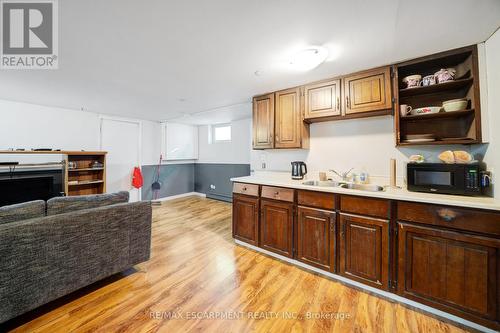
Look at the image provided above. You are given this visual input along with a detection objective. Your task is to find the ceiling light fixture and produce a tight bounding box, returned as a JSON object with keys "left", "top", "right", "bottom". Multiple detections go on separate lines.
{"left": 289, "top": 46, "right": 328, "bottom": 71}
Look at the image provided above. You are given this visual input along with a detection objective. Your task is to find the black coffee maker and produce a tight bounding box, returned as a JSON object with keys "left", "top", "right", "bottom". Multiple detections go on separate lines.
{"left": 291, "top": 161, "right": 307, "bottom": 180}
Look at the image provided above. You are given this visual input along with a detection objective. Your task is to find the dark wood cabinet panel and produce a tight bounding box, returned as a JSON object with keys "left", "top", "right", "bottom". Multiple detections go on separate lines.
{"left": 340, "top": 195, "right": 390, "bottom": 219}
{"left": 304, "top": 79, "right": 342, "bottom": 121}
{"left": 297, "top": 190, "right": 336, "bottom": 210}
{"left": 397, "top": 201, "right": 500, "bottom": 236}
{"left": 233, "top": 182, "right": 259, "bottom": 197}
{"left": 252, "top": 93, "right": 274, "bottom": 149}
{"left": 275, "top": 87, "right": 305, "bottom": 149}
{"left": 339, "top": 213, "right": 389, "bottom": 290}
{"left": 260, "top": 199, "right": 294, "bottom": 257}
{"left": 343, "top": 66, "right": 393, "bottom": 116}
{"left": 261, "top": 186, "right": 294, "bottom": 202}
{"left": 232, "top": 194, "right": 259, "bottom": 246}
{"left": 398, "top": 222, "right": 500, "bottom": 329}
{"left": 296, "top": 207, "right": 336, "bottom": 272}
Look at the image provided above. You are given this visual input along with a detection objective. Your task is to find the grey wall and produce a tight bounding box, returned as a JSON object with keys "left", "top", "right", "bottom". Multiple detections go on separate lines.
{"left": 141, "top": 164, "right": 194, "bottom": 200}
{"left": 195, "top": 163, "right": 250, "bottom": 202}
{"left": 141, "top": 163, "right": 250, "bottom": 202}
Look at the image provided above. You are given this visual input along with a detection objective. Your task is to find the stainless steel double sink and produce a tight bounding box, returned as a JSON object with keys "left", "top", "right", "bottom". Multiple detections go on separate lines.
{"left": 301, "top": 180, "right": 385, "bottom": 192}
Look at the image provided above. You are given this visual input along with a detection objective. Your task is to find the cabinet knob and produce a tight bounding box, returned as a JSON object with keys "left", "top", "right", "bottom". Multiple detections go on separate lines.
{"left": 437, "top": 208, "right": 457, "bottom": 222}
{"left": 274, "top": 191, "right": 280, "bottom": 196}
{"left": 242, "top": 187, "right": 247, "bottom": 191}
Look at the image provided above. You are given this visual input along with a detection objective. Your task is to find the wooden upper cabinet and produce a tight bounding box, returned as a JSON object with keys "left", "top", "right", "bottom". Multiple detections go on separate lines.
{"left": 252, "top": 93, "right": 275, "bottom": 149}
{"left": 304, "top": 79, "right": 341, "bottom": 121}
{"left": 398, "top": 222, "right": 500, "bottom": 328}
{"left": 275, "top": 87, "right": 304, "bottom": 149}
{"left": 343, "top": 66, "right": 393, "bottom": 116}
{"left": 339, "top": 213, "right": 389, "bottom": 290}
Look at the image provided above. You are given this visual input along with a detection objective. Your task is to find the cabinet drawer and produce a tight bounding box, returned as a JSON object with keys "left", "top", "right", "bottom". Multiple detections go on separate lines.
{"left": 233, "top": 183, "right": 259, "bottom": 197}
{"left": 397, "top": 201, "right": 500, "bottom": 236}
{"left": 340, "top": 195, "right": 390, "bottom": 219}
{"left": 298, "top": 190, "right": 336, "bottom": 210}
{"left": 261, "top": 186, "right": 294, "bottom": 202}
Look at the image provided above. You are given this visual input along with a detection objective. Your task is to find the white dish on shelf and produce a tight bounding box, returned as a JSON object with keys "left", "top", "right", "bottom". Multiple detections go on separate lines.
{"left": 404, "top": 138, "right": 436, "bottom": 143}
{"left": 410, "top": 106, "right": 442, "bottom": 115}
{"left": 442, "top": 98, "right": 468, "bottom": 112}
{"left": 405, "top": 134, "right": 435, "bottom": 140}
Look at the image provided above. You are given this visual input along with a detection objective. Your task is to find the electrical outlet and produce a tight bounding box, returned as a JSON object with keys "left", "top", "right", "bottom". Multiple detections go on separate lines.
{"left": 210, "top": 184, "right": 216, "bottom": 190}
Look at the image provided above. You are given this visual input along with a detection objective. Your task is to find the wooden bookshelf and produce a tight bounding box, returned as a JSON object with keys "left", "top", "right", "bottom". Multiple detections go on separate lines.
{"left": 393, "top": 45, "right": 482, "bottom": 146}
{"left": 64, "top": 152, "right": 106, "bottom": 196}
{"left": 0, "top": 150, "right": 107, "bottom": 197}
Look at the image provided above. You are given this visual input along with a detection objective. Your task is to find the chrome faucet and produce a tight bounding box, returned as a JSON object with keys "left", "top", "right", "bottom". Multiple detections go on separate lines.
{"left": 330, "top": 168, "right": 354, "bottom": 182}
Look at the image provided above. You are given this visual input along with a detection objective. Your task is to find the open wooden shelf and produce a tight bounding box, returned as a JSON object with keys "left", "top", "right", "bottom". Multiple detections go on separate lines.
{"left": 65, "top": 153, "right": 106, "bottom": 196}
{"left": 399, "top": 78, "right": 473, "bottom": 97}
{"left": 398, "top": 138, "right": 477, "bottom": 146}
{"left": 394, "top": 45, "right": 481, "bottom": 147}
{"left": 68, "top": 168, "right": 104, "bottom": 172}
{"left": 400, "top": 109, "right": 474, "bottom": 121}
{"left": 68, "top": 180, "right": 104, "bottom": 186}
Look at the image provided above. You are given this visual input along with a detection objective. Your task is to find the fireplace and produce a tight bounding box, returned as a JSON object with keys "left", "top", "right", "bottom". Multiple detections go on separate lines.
{"left": 0, "top": 168, "right": 63, "bottom": 206}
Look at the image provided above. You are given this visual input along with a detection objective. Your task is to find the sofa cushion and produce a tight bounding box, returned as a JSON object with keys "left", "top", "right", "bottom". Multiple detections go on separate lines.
{"left": 0, "top": 200, "right": 46, "bottom": 225}
{"left": 46, "top": 191, "right": 130, "bottom": 216}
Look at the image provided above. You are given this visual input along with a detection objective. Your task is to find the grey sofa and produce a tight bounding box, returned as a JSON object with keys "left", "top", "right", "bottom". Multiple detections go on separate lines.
{"left": 0, "top": 192, "right": 152, "bottom": 323}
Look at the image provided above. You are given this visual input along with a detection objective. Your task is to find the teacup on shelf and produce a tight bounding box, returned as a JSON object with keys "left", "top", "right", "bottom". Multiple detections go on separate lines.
{"left": 434, "top": 68, "right": 456, "bottom": 83}
{"left": 422, "top": 75, "right": 436, "bottom": 86}
{"left": 402, "top": 74, "right": 422, "bottom": 88}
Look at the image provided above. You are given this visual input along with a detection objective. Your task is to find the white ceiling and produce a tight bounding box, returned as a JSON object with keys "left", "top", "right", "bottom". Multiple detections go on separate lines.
{"left": 0, "top": 0, "right": 499, "bottom": 124}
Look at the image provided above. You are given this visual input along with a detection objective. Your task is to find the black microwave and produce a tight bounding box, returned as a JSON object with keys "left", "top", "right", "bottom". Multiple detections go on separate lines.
{"left": 407, "top": 163, "right": 486, "bottom": 196}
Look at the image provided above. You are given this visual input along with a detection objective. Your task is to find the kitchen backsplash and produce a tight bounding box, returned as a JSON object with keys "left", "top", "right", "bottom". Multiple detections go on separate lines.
{"left": 250, "top": 116, "right": 490, "bottom": 179}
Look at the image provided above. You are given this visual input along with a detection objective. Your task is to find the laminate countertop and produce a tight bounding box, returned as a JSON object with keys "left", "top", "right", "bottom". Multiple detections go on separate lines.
{"left": 231, "top": 173, "right": 500, "bottom": 212}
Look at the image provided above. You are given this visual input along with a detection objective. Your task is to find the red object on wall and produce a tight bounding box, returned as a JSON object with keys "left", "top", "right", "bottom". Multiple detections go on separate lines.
{"left": 132, "top": 167, "right": 144, "bottom": 189}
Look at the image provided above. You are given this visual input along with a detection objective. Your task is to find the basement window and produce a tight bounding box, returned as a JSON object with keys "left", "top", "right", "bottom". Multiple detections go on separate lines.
{"left": 212, "top": 124, "right": 231, "bottom": 142}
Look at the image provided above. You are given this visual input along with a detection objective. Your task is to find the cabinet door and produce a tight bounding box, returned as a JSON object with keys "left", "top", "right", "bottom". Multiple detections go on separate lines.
{"left": 275, "top": 87, "right": 302, "bottom": 148}
{"left": 232, "top": 194, "right": 259, "bottom": 246}
{"left": 304, "top": 79, "right": 342, "bottom": 120}
{"left": 252, "top": 93, "right": 275, "bottom": 149}
{"left": 260, "top": 199, "right": 294, "bottom": 257}
{"left": 398, "top": 222, "right": 500, "bottom": 326}
{"left": 343, "top": 66, "right": 392, "bottom": 115}
{"left": 339, "top": 213, "right": 389, "bottom": 290}
{"left": 297, "top": 207, "right": 336, "bottom": 272}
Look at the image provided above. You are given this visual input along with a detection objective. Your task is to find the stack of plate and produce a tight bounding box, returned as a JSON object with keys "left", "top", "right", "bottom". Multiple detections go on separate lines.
{"left": 403, "top": 134, "right": 436, "bottom": 143}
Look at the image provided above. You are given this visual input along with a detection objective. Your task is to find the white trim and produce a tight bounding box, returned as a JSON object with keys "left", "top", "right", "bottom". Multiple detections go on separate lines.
{"left": 152, "top": 192, "right": 206, "bottom": 202}
{"left": 234, "top": 240, "right": 496, "bottom": 333}
{"left": 98, "top": 115, "right": 143, "bottom": 200}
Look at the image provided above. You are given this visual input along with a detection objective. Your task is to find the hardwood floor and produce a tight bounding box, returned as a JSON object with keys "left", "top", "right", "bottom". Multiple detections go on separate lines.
{"left": 5, "top": 196, "right": 472, "bottom": 333}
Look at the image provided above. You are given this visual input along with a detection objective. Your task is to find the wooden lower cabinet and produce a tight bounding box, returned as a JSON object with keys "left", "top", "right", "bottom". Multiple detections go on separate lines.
{"left": 260, "top": 199, "right": 294, "bottom": 258}
{"left": 296, "top": 207, "right": 336, "bottom": 272}
{"left": 232, "top": 186, "right": 500, "bottom": 330}
{"left": 339, "top": 213, "right": 389, "bottom": 290}
{"left": 232, "top": 194, "right": 259, "bottom": 246}
{"left": 397, "top": 222, "right": 500, "bottom": 329}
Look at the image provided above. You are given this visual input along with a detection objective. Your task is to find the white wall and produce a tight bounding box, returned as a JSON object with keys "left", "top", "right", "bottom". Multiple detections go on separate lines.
{"left": 250, "top": 116, "right": 486, "bottom": 180}
{"left": 0, "top": 99, "right": 162, "bottom": 188}
{"left": 484, "top": 28, "right": 500, "bottom": 197}
{"left": 141, "top": 120, "right": 162, "bottom": 166}
{"left": 197, "top": 118, "right": 251, "bottom": 164}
